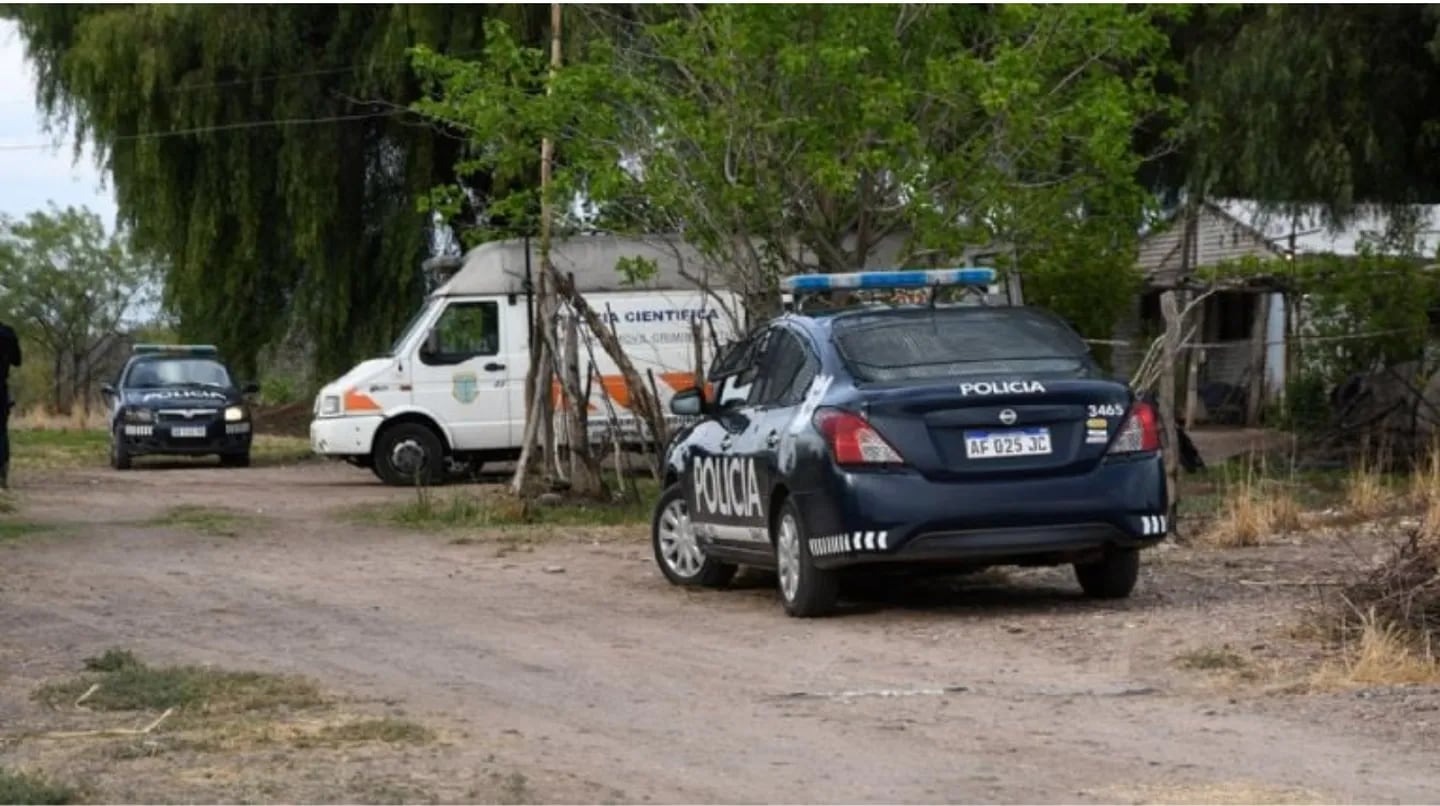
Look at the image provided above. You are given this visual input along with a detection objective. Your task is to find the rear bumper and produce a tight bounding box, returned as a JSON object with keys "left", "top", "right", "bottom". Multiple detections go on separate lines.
{"left": 120, "top": 422, "right": 252, "bottom": 455}
{"left": 793, "top": 453, "right": 1168, "bottom": 570}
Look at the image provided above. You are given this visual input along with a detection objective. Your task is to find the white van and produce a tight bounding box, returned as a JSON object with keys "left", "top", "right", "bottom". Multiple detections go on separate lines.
{"left": 310, "top": 233, "right": 742, "bottom": 485}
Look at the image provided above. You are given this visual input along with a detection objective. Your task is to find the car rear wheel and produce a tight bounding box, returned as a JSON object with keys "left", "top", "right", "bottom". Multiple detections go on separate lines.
{"left": 1074, "top": 547, "right": 1140, "bottom": 599}
{"left": 775, "top": 497, "right": 839, "bottom": 618}
{"left": 110, "top": 428, "right": 132, "bottom": 470}
{"left": 373, "top": 423, "right": 444, "bottom": 486}
{"left": 652, "top": 484, "right": 736, "bottom": 588}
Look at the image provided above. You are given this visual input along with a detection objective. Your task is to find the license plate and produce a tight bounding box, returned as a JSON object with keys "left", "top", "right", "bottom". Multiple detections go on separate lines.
{"left": 964, "top": 428, "right": 1051, "bottom": 459}
{"left": 172, "top": 426, "right": 207, "bottom": 438}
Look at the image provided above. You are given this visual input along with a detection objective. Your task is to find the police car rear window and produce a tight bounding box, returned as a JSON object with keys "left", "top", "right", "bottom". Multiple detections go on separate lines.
{"left": 831, "top": 308, "right": 1092, "bottom": 383}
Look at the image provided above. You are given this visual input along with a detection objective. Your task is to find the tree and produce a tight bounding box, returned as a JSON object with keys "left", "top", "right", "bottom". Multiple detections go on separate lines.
{"left": 0, "top": 205, "right": 159, "bottom": 414}
{"left": 415, "top": 4, "right": 1181, "bottom": 334}
{"left": 3, "top": 4, "right": 551, "bottom": 378}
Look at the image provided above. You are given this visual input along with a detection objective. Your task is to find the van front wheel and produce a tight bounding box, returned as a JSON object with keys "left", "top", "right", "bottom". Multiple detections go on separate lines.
{"left": 373, "top": 423, "right": 444, "bottom": 486}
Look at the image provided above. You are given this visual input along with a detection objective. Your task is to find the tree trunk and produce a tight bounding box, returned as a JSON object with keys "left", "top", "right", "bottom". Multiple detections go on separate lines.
{"left": 561, "top": 305, "right": 603, "bottom": 496}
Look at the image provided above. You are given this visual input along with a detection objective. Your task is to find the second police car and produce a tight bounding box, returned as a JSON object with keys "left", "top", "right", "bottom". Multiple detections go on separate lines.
{"left": 651, "top": 268, "right": 1168, "bottom": 617}
{"left": 102, "top": 344, "right": 258, "bottom": 470}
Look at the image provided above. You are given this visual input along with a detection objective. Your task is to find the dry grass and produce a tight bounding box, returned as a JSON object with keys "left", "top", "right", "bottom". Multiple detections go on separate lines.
{"left": 1344, "top": 454, "right": 1392, "bottom": 521}
{"left": 1200, "top": 462, "right": 1305, "bottom": 548}
{"left": 1110, "top": 781, "right": 1325, "bottom": 805}
{"left": 11, "top": 406, "right": 108, "bottom": 432}
{"left": 1311, "top": 613, "right": 1440, "bottom": 689}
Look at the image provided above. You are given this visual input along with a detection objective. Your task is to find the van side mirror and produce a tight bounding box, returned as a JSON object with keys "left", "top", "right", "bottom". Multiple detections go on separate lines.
{"left": 100, "top": 383, "right": 115, "bottom": 399}
{"left": 423, "top": 328, "right": 441, "bottom": 357}
{"left": 242, "top": 382, "right": 260, "bottom": 396}
{"left": 670, "top": 387, "right": 706, "bottom": 417}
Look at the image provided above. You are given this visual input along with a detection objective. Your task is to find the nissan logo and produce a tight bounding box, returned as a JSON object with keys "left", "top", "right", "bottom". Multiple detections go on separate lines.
{"left": 999, "top": 408, "right": 1017, "bottom": 425}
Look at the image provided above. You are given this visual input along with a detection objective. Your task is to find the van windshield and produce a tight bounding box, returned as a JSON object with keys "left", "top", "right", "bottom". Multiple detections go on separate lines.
{"left": 387, "top": 305, "right": 432, "bottom": 356}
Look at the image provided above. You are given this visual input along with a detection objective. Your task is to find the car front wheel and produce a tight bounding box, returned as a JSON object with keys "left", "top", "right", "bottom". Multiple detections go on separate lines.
{"left": 774, "top": 497, "right": 839, "bottom": 618}
{"left": 652, "top": 484, "right": 736, "bottom": 588}
{"left": 110, "top": 428, "right": 133, "bottom": 470}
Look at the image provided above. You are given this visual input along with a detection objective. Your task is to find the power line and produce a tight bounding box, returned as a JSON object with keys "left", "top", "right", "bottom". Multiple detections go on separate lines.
{"left": 0, "top": 47, "right": 492, "bottom": 109}
{"left": 0, "top": 109, "right": 409, "bottom": 152}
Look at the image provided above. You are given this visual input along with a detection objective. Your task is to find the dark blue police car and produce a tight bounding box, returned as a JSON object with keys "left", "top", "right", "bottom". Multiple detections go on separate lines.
{"left": 651, "top": 268, "right": 1168, "bottom": 617}
{"left": 102, "top": 344, "right": 258, "bottom": 470}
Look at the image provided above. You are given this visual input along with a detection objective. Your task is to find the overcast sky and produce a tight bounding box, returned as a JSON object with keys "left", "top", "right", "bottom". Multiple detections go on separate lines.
{"left": 0, "top": 20, "right": 118, "bottom": 227}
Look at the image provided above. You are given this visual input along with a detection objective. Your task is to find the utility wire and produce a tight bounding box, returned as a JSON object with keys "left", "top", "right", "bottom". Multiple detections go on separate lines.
{"left": 0, "top": 47, "right": 492, "bottom": 108}
{"left": 0, "top": 109, "right": 409, "bottom": 152}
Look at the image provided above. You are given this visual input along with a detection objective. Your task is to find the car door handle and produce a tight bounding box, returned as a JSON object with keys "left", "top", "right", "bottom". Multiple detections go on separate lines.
{"left": 483, "top": 362, "right": 505, "bottom": 372}
{"left": 720, "top": 436, "right": 733, "bottom": 450}
{"left": 766, "top": 431, "right": 779, "bottom": 448}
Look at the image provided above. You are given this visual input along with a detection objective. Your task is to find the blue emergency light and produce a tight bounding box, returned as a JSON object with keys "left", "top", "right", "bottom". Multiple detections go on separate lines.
{"left": 779, "top": 267, "right": 997, "bottom": 293}
{"left": 132, "top": 343, "right": 220, "bottom": 357}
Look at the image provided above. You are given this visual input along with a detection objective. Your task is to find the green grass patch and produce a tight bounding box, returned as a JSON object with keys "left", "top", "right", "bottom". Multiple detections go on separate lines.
{"left": 301, "top": 717, "right": 435, "bottom": 747}
{"left": 0, "top": 768, "right": 78, "bottom": 805}
{"left": 151, "top": 505, "right": 256, "bottom": 537}
{"left": 364, "top": 477, "right": 659, "bottom": 532}
{"left": 10, "top": 428, "right": 107, "bottom": 470}
{"left": 1176, "top": 646, "right": 1251, "bottom": 672}
{"left": 35, "top": 648, "right": 325, "bottom": 717}
{"left": 251, "top": 434, "right": 315, "bottom": 466}
{"left": 0, "top": 520, "right": 51, "bottom": 542}
{"left": 10, "top": 428, "right": 313, "bottom": 472}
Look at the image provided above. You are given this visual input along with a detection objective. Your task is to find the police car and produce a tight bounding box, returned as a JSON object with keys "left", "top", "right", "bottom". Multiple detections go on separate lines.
{"left": 651, "top": 268, "right": 1168, "bottom": 617}
{"left": 101, "top": 344, "right": 258, "bottom": 470}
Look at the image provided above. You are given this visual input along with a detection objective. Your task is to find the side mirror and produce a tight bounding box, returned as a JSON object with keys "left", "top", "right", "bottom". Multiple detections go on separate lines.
{"left": 100, "top": 383, "right": 115, "bottom": 399}
{"left": 669, "top": 387, "right": 706, "bottom": 417}
{"left": 242, "top": 382, "right": 260, "bottom": 396}
{"left": 423, "top": 328, "right": 441, "bottom": 357}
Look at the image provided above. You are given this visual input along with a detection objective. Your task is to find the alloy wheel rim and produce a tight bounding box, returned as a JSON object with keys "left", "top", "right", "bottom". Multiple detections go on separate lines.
{"left": 658, "top": 497, "right": 703, "bottom": 578}
{"left": 777, "top": 514, "right": 801, "bottom": 602}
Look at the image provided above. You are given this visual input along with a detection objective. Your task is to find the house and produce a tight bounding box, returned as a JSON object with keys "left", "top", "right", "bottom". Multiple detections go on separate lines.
{"left": 1119, "top": 198, "right": 1440, "bottom": 425}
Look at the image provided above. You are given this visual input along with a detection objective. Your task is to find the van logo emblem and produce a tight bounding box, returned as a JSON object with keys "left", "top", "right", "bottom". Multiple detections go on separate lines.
{"left": 452, "top": 372, "right": 479, "bottom": 405}
{"left": 999, "top": 409, "right": 1017, "bottom": 425}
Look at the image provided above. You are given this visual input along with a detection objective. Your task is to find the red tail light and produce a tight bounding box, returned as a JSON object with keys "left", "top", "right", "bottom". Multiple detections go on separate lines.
{"left": 1109, "top": 400, "right": 1162, "bottom": 454}
{"left": 813, "top": 408, "right": 906, "bottom": 467}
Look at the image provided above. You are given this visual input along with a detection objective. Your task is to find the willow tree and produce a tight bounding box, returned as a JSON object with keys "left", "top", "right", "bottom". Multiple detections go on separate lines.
{"left": 4, "top": 4, "right": 549, "bottom": 377}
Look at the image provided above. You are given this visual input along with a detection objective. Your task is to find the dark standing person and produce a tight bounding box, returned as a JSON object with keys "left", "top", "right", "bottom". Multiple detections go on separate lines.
{"left": 0, "top": 319, "right": 20, "bottom": 489}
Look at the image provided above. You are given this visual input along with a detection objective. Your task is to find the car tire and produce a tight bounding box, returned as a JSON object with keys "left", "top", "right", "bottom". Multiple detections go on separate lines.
{"left": 651, "top": 483, "right": 736, "bottom": 588}
{"left": 373, "top": 422, "right": 445, "bottom": 486}
{"left": 774, "top": 497, "right": 839, "bottom": 618}
{"left": 1074, "top": 547, "right": 1140, "bottom": 599}
{"left": 110, "top": 428, "right": 133, "bottom": 470}
{"left": 220, "top": 452, "right": 251, "bottom": 468}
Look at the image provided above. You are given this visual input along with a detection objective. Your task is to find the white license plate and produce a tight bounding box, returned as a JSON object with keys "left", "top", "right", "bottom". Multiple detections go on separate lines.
{"left": 172, "top": 426, "right": 207, "bottom": 438}
{"left": 964, "top": 428, "right": 1052, "bottom": 459}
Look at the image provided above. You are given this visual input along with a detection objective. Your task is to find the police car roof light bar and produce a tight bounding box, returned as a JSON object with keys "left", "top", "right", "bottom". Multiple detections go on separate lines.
{"left": 778, "top": 267, "right": 997, "bottom": 294}
{"left": 132, "top": 343, "right": 220, "bottom": 357}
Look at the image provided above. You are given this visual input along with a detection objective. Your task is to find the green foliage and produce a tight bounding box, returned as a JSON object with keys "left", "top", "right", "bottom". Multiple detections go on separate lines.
{"left": 0, "top": 768, "right": 77, "bottom": 805}
{"left": 1209, "top": 248, "right": 1440, "bottom": 385}
{"left": 1274, "top": 371, "right": 1331, "bottom": 433}
{"left": 36, "top": 649, "right": 325, "bottom": 715}
{"left": 1185, "top": 6, "right": 1440, "bottom": 215}
{"left": 4, "top": 5, "right": 549, "bottom": 377}
{"left": 413, "top": 5, "right": 1180, "bottom": 330}
{"left": 0, "top": 204, "right": 158, "bottom": 412}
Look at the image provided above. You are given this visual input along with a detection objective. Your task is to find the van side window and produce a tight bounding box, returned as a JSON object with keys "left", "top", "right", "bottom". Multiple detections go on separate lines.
{"left": 422, "top": 301, "right": 499, "bottom": 365}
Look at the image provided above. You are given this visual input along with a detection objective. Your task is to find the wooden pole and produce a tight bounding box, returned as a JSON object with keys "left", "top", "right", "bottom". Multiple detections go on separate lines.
{"left": 1245, "top": 292, "right": 1270, "bottom": 427}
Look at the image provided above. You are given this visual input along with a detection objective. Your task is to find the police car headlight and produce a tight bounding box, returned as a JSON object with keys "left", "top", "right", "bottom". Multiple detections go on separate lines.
{"left": 320, "top": 395, "right": 341, "bottom": 417}
{"left": 224, "top": 406, "right": 246, "bottom": 423}
{"left": 123, "top": 408, "right": 154, "bottom": 424}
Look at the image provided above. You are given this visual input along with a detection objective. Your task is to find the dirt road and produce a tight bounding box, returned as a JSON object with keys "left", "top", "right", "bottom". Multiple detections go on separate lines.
{"left": 4, "top": 460, "right": 1440, "bottom": 803}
